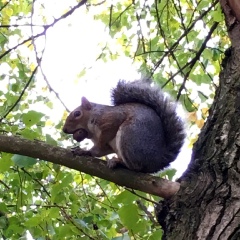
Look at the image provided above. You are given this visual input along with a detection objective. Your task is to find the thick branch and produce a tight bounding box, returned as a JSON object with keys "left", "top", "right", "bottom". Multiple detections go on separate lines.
{"left": 0, "top": 135, "right": 180, "bottom": 198}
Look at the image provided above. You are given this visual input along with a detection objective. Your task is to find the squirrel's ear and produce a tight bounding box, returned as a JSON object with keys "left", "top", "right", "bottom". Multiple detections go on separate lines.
{"left": 81, "top": 97, "right": 92, "bottom": 110}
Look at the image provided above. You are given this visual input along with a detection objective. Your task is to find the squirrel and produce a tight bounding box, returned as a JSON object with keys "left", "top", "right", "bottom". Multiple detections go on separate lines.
{"left": 63, "top": 80, "right": 186, "bottom": 173}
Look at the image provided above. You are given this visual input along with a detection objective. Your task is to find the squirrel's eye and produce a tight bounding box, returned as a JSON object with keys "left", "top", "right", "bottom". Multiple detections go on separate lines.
{"left": 73, "top": 111, "right": 81, "bottom": 118}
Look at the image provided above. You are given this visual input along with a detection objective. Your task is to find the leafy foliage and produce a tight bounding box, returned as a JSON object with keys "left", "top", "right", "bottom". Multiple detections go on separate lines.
{"left": 0, "top": 0, "right": 229, "bottom": 239}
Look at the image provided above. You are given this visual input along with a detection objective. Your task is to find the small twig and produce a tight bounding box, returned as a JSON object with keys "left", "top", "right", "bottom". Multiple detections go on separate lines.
{"left": 21, "top": 168, "right": 51, "bottom": 198}
{"left": 0, "top": 24, "right": 46, "bottom": 28}
{"left": 136, "top": 200, "right": 158, "bottom": 225}
{"left": 30, "top": 1, "right": 70, "bottom": 112}
{"left": 95, "top": 178, "right": 113, "bottom": 207}
{"left": 176, "top": 21, "right": 219, "bottom": 100}
{"left": 125, "top": 188, "right": 159, "bottom": 205}
{"left": 0, "top": 180, "right": 10, "bottom": 189}
{"left": 60, "top": 207, "right": 96, "bottom": 239}
{"left": 0, "top": 1, "right": 10, "bottom": 12}
{"left": 79, "top": 172, "right": 91, "bottom": 213}
{"left": 109, "top": 4, "right": 133, "bottom": 28}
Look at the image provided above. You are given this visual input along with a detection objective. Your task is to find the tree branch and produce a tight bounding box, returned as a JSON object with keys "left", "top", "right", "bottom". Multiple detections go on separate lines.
{"left": 0, "top": 134, "right": 180, "bottom": 199}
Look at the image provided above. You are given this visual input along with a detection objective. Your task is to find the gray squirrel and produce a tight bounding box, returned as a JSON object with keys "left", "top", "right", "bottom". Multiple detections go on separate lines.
{"left": 63, "top": 80, "right": 186, "bottom": 173}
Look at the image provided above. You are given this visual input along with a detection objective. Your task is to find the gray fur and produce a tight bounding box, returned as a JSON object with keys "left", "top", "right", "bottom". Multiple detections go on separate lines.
{"left": 111, "top": 80, "right": 186, "bottom": 173}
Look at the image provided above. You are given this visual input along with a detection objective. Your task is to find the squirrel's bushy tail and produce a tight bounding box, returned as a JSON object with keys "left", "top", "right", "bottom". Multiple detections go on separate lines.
{"left": 111, "top": 80, "right": 186, "bottom": 167}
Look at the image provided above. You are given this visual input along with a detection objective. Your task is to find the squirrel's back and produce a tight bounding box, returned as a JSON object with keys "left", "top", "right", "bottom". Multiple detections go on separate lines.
{"left": 112, "top": 80, "right": 186, "bottom": 170}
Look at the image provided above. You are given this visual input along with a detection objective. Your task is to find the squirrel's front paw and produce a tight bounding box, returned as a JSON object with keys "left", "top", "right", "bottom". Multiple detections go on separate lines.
{"left": 71, "top": 147, "right": 91, "bottom": 156}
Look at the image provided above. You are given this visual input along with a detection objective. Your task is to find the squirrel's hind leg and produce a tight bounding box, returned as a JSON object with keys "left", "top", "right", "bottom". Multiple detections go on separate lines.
{"left": 107, "top": 157, "right": 127, "bottom": 169}
{"left": 115, "top": 117, "right": 164, "bottom": 173}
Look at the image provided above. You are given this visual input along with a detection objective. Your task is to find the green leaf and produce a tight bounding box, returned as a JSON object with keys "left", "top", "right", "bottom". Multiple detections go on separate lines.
{"left": 211, "top": 6, "right": 224, "bottom": 23}
{"left": 71, "top": 204, "right": 79, "bottom": 215}
{"left": 0, "top": 202, "right": 8, "bottom": 212}
{"left": 47, "top": 208, "right": 60, "bottom": 219}
{"left": 212, "top": 49, "right": 220, "bottom": 61}
{"left": 112, "top": 236, "right": 130, "bottom": 240}
{"left": 0, "top": 216, "right": 8, "bottom": 229}
{"left": 197, "top": 0, "right": 209, "bottom": 10}
{"left": 5, "top": 8, "right": 13, "bottom": 17}
{"left": 21, "top": 128, "right": 40, "bottom": 140}
{"left": 6, "top": 93, "right": 19, "bottom": 106}
{"left": 5, "top": 223, "right": 24, "bottom": 237}
{"left": 118, "top": 204, "right": 139, "bottom": 231}
{"left": 25, "top": 216, "right": 41, "bottom": 227}
{"left": 77, "top": 68, "right": 86, "bottom": 78}
{"left": 58, "top": 224, "right": 73, "bottom": 237}
{"left": 51, "top": 184, "right": 66, "bottom": 203}
{"left": 46, "top": 134, "right": 58, "bottom": 146}
{"left": 113, "top": 190, "right": 138, "bottom": 206}
{"left": 12, "top": 154, "right": 37, "bottom": 168}
{"left": 0, "top": 153, "right": 13, "bottom": 172}
{"left": 22, "top": 110, "right": 44, "bottom": 127}
{"left": 11, "top": 83, "right": 19, "bottom": 92}
{"left": 160, "top": 168, "right": 177, "bottom": 180}
{"left": 148, "top": 229, "right": 163, "bottom": 240}
{"left": 46, "top": 101, "right": 53, "bottom": 109}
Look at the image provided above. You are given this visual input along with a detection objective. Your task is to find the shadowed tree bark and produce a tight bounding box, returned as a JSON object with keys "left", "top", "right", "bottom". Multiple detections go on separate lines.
{"left": 156, "top": 1, "right": 240, "bottom": 239}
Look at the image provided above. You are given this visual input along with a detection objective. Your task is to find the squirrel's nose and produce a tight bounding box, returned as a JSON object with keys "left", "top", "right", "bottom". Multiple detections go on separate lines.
{"left": 62, "top": 127, "right": 68, "bottom": 134}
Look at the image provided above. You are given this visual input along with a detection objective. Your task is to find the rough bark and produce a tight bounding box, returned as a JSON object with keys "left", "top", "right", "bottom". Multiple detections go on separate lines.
{"left": 0, "top": 135, "right": 179, "bottom": 198}
{"left": 156, "top": 1, "right": 240, "bottom": 239}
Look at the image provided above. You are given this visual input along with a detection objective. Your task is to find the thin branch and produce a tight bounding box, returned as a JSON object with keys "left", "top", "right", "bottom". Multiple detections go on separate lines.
{"left": 109, "top": 4, "right": 113, "bottom": 30}
{"left": 161, "top": 20, "right": 219, "bottom": 92}
{"left": 176, "top": 21, "right": 219, "bottom": 100}
{"left": 0, "top": 24, "right": 46, "bottom": 28}
{"left": 0, "top": 1, "right": 10, "bottom": 12}
{"left": 136, "top": 200, "right": 159, "bottom": 226}
{"left": 21, "top": 168, "right": 51, "bottom": 198}
{"left": 60, "top": 207, "right": 96, "bottom": 239}
{"left": 79, "top": 171, "right": 92, "bottom": 213}
{"left": 95, "top": 178, "right": 113, "bottom": 207}
{"left": 136, "top": 12, "right": 148, "bottom": 67}
{"left": 154, "top": 0, "right": 187, "bottom": 88}
{"left": 109, "top": 4, "right": 133, "bottom": 29}
{"left": 199, "top": 60, "right": 214, "bottom": 85}
{"left": 126, "top": 188, "right": 159, "bottom": 205}
{"left": 174, "top": 0, "right": 188, "bottom": 42}
{"left": 0, "top": 180, "right": 10, "bottom": 189}
{"left": 87, "top": 194, "right": 118, "bottom": 211}
{"left": 0, "top": 31, "right": 44, "bottom": 60}
{"left": 86, "top": 0, "right": 106, "bottom": 7}
{"left": 40, "top": 68, "right": 70, "bottom": 112}
{"left": 135, "top": 50, "right": 168, "bottom": 57}
{"left": 31, "top": 0, "right": 70, "bottom": 112}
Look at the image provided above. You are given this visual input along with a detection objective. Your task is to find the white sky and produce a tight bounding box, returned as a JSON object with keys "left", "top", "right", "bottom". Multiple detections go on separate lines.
{"left": 41, "top": 7, "right": 140, "bottom": 108}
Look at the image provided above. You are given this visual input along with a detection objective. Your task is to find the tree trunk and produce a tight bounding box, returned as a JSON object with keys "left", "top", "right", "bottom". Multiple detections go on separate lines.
{"left": 156, "top": 1, "right": 240, "bottom": 239}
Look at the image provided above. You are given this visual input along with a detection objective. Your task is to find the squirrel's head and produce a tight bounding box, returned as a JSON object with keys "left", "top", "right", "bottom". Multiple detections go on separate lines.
{"left": 62, "top": 97, "right": 92, "bottom": 141}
